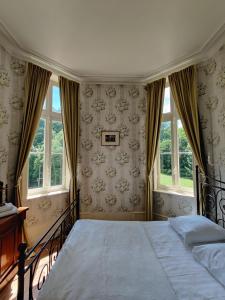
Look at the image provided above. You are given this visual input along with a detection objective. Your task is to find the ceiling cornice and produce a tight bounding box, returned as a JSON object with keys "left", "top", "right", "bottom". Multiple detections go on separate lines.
{"left": 0, "top": 20, "right": 82, "bottom": 83}
{"left": 0, "top": 21, "right": 23, "bottom": 56}
{"left": 200, "top": 22, "right": 225, "bottom": 57}
{"left": 143, "top": 22, "right": 225, "bottom": 83}
{"left": 141, "top": 51, "right": 203, "bottom": 83}
{"left": 0, "top": 20, "right": 225, "bottom": 84}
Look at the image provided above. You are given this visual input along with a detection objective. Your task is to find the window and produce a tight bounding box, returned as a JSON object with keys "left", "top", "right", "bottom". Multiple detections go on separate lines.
{"left": 156, "top": 86, "right": 194, "bottom": 193}
{"left": 28, "top": 81, "right": 66, "bottom": 194}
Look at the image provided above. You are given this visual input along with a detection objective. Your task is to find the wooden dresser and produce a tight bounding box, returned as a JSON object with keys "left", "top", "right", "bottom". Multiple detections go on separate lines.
{"left": 0, "top": 207, "right": 28, "bottom": 289}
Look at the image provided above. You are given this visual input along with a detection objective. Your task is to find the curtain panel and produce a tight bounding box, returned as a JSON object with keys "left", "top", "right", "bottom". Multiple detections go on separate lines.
{"left": 59, "top": 77, "right": 79, "bottom": 210}
{"left": 169, "top": 65, "right": 206, "bottom": 214}
{"left": 146, "top": 78, "right": 166, "bottom": 220}
{"left": 15, "top": 63, "right": 51, "bottom": 208}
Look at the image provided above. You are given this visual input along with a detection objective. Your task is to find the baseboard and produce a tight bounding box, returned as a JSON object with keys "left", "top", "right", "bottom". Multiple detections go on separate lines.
{"left": 80, "top": 211, "right": 146, "bottom": 221}
{"left": 153, "top": 212, "right": 168, "bottom": 221}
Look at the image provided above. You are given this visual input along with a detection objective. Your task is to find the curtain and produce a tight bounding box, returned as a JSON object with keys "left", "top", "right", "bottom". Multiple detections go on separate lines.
{"left": 146, "top": 78, "right": 166, "bottom": 220}
{"left": 169, "top": 65, "right": 206, "bottom": 214}
{"left": 15, "top": 63, "right": 51, "bottom": 208}
{"left": 59, "top": 77, "right": 79, "bottom": 209}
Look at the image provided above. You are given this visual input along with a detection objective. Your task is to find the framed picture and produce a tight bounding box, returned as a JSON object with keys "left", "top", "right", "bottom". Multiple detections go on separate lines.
{"left": 101, "top": 131, "right": 120, "bottom": 146}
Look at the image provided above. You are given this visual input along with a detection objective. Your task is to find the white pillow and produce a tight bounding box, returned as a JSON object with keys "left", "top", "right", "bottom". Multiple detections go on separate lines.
{"left": 169, "top": 215, "right": 225, "bottom": 246}
{"left": 192, "top": 243, "right": 225, "bottom": 288}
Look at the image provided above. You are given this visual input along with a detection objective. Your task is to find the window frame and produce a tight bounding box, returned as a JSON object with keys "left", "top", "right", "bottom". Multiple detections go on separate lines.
{"left": 155, "top": 84, "right": 194, "bottom": 195}
{"left": 27, "top": 80, "right": 67, "bottom": 196}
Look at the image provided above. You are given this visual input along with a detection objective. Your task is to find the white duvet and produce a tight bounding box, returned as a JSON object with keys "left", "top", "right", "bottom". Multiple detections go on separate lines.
{"left": 38, "top": 220, "right": 225, "bottom": 300}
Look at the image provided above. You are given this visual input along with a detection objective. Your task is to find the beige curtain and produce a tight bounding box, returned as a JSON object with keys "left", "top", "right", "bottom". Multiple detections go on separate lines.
{"left": 15, "top": 63, "right": 51, "bottom": 208}
{"left": 146, "top": 78, "right": 166, "bottom": 220}
{"left": 169, "top": 65, "right": 206, "bottom": 214}
{"left": 59, "top": 77, "right": 79, "bottom": 207}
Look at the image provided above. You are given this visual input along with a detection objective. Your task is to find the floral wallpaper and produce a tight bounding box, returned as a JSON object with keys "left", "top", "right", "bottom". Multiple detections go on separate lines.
{"left": 153, "top": 191, "right": 196, "bottom": 219}
{"left": 24, "top": 192, "right": 68, "bottom": 245}
{"left": 4, "top": 40, "right": 224, "bottom": 231}
{"left": 197, "top": 44, "right": 225, "bottom": 179}
{"left": 0, "top": 45, "right": 26, "bottom": 200}
{"left": 196, "top": 43, "right": 225, "bottom": 221}
{"left": 0, "top": 44, "right": 68, "bottom": 246}
{"left": 78, "top": 84, "right": 146, "bottom": 217}
{"left": 155, "top": 42, "right": 225, "bottom": 219}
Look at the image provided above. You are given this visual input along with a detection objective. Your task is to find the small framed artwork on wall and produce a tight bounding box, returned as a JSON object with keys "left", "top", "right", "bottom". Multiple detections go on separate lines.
{"left": 101, "top": 131, "right": 120, "bottom": 146}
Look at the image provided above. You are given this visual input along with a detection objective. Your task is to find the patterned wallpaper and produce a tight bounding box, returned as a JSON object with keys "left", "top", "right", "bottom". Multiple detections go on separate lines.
{"left": 0, "top": 45, "right": 25, "bottom": 200}
{"left": 197, "top": 43, "right": 225, "bottom": 179}
{"left": 78, "top": 84, "right": 146, "bottom": 217}
{"left": 2, "top": 39, "right": 224, "bottom": 235}
{"left": 154, "top": 42, "right": 225, "bottom": 219}
{"left": 0, "top": 44, "right": 68, "bottom": 245}
{"left": 24, "top": 192, "right": 68, "bottom": 245}
{"left": 196, "top": 43, "right": 225, "bottom": 221}
{"left": 153, "top": 191, "right": 196, "bottom": 219}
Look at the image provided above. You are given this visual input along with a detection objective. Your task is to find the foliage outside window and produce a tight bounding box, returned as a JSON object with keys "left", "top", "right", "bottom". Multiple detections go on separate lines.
{"left": 156, "top": 86, "right": 193, "bottom": 194}
{"left": 28, "top": 82, "right": 66, "bottom": 194}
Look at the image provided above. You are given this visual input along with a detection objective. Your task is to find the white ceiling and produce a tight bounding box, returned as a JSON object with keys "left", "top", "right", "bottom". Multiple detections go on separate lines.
{"left": 0, "top": 0, "right": 225, "bottom": 79}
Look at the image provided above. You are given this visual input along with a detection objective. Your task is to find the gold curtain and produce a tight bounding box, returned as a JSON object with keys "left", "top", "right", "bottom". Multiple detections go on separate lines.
{"left": 169, "top": 65, "right": 206, "bottom": 214}
{"left": 15, "top": 63, "right": 51, "bottom": 208}
{"left": 146, "top": 78, "right": 166, "bottom": 220}
{"left": 59, "top": 76, "right": 79, "bottom": 206}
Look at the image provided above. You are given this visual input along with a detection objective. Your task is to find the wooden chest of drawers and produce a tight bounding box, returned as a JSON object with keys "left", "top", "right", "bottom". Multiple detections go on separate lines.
{"left": 0, "top": 207, "right": 28, "bottom": 289}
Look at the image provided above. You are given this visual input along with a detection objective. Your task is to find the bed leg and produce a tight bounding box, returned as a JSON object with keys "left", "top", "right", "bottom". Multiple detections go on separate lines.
{"left": 17, "top": 243, "right": 27, "bottom": 300}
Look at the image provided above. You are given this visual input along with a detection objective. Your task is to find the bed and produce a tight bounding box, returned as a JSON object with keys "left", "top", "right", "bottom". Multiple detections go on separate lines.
{"left": 16, "top": 167, "right": 225, "bottom": 300}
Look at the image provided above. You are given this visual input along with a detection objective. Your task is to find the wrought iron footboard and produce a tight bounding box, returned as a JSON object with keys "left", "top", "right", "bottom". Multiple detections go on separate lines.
{"left": 14, "top": 168, "right": 225, "bottom": 299}
{"left": 17, "top": 189, "right": 80, "bottom": 300}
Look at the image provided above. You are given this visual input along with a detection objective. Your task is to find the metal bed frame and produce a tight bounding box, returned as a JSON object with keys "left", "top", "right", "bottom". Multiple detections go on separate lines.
{"left": 16, "top": 189, "right": 80, "bottom": 300}
{"left": 12, "top": 166, "right": 225, "bottom": 299}
{"left": 196, "top": 166, "right": 225, "bottom": 227}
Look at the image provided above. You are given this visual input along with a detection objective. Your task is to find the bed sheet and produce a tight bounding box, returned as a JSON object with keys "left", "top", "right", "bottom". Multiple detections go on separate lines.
{"left": 37, "top": 220, "right": 225, "bottom": 300}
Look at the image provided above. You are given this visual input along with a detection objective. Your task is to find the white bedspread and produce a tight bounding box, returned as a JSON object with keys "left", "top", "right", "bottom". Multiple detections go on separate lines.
{"left": 147, "top": 221, "right": 225, "bottom": 300}
{"left": 38, "top": 220, "right": 225, "bottom": 300}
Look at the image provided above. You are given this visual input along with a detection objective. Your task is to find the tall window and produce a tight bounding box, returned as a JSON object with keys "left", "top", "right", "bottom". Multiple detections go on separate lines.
{"left": 28, "top": 81, "right": 66, "bottom": 194}
{"left": 156, "top": 86, "right": 193, "bottom": 193}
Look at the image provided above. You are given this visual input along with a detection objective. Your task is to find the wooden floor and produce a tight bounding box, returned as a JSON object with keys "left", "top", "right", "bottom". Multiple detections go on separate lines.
{"left": 0, "top": 252, "right": 52, "bottom": 300}
{"left": 1, "top": 273, "right": 20, "bottom": 300}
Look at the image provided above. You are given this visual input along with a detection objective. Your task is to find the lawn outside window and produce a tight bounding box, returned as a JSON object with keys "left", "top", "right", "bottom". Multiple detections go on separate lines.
{"left": 154, "top": 85, "right": 194, "bottom": 195}
{"left": 25, "top": 80, "right": 68, "bottom": 197}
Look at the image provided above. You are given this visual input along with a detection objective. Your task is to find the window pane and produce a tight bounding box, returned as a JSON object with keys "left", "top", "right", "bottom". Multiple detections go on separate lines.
{"left": 28, "top": 119, "right": 45, "bottom": 189}
{"left": 52, "top": 85, "right": 61, "bottom": 113}
{"left": 31, "top": 119, "right": 45, "bottom": 152}
{"left": 159, "top": 121, "right": 172, "bottom": 186}
{"left": 163, "top": 87, "right": 171, "bottom": 113}
{"left": 51, "top": 121, "right": 63, "bottom": 186}
{"left": 178, "top": 120, "right": 193, "bottom": 188}
{"left": 43, "top": 99, "right": 46, "bottom": 110}
{"left": 28, "top": 153, "right": 44, "bottom": 188}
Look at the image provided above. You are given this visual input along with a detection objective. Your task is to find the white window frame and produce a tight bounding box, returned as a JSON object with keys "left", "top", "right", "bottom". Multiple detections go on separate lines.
{"left": 155, "top": 84, "right": 194, "bottom": 195}
{"left": 27, "top": 80, "right": 68, "bottom": 196}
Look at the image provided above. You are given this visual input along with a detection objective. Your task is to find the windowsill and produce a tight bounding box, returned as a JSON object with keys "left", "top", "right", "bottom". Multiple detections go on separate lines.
{"left": 154, "top": 188, "right": 194, "bottom": 198}
{"left": 27, "top": 189, "right": 69, "bottom": 200}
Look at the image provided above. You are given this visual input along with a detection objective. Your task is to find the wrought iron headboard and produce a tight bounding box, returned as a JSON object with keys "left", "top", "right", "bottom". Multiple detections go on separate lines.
{"left": 196, "top": 166, "right": 225, "bottom": 228}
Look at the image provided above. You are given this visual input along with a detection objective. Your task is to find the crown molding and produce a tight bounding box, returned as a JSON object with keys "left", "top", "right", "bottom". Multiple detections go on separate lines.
{"left": 200, "top": 22, "right": 225, "bottom": 58}
{"left": 22, "top": 49, "right": 82, "bottom": 83}
{"left": 0, "top": 20, "right": 82, "bottom": 83}
{"left": 0, "top": 21, "right": 23, "bottom": 57}
{"left": 141, "top": 50, "right": 203, "bottom": 83}
{"left": 142, "top": 22, "right": 225, "bottom": 83}
{"left": 0, "top": 20, "right": 225, "bottom": 84}
{"left": 78, "top": 75, "right": 146, "bottom": 85}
